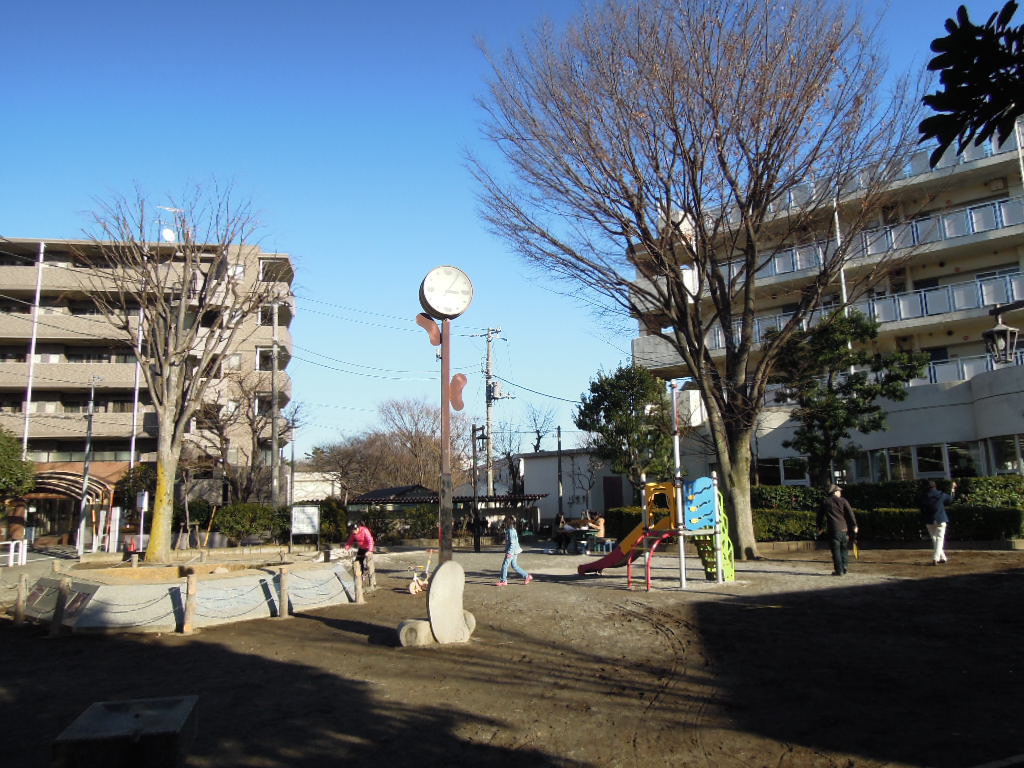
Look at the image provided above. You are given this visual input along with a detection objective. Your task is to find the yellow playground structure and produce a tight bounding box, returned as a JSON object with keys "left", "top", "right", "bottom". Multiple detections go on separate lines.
{"left": 577, "top": 474, "right": 735, "bottom": 589}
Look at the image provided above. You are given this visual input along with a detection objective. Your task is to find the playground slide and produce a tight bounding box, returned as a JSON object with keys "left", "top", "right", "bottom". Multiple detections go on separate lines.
{"left": 576, "top": 516, "right": 675, "bottom": 575}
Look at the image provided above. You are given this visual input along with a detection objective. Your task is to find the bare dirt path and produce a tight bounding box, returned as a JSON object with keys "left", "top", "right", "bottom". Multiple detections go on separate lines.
{"left": 2, "top": 544, "right": 1023, "bottom": 767}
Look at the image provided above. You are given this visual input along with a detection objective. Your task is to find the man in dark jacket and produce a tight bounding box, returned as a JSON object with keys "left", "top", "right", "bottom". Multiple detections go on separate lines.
{"left": 921, "top": 480, "right": 956, "bottom": 565}
{"left": 817, "top": 484, "right": 858, "bottom": 576}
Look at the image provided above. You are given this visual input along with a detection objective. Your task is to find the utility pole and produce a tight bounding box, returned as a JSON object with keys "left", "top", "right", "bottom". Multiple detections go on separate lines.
{"left": 76, "top": 376, "right": 100, "bottom": 557}
{"left": 556, "top": 425, "right": 564, "bottom": 518}
{"left": 270, "top": 301, "right": 280, "bottom": 507}
{"left": 483, "top": 327, "right": 513, "bottom": 495}
{"left": 471, "top": 424, "right": 486, "bottom": 552}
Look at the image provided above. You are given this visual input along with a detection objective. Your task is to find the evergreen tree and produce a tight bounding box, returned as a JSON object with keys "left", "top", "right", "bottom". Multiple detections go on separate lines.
{"left": 0, "top": 428, "right": 34, "bottom": 498}
{"left": 574, "top": 364, "right": 672, "bottom": 502}
{"left": 768, "top": 313, "right": 928, "bottom": 489}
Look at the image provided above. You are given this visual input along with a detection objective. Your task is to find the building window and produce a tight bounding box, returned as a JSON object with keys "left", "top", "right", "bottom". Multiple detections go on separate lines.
{"left": 989, "top": 435, "right": 1022, "bottom": 474}
{"left": 257, "top": 348, "right": 274, "bottom": 371}
{"left": 885, "top": 447, "right": 914, "bottom": 481}
{"left": 755, "top": 458, "right": 782, "bottom": 486}
{"left": 914, "top": 444, "right": 946, "bottom": 476}
{"left": 781, "top": 457, "right": 809, "bottom": 485}
{"left": 947, "top": 442, "right": 982, "bottom": 477}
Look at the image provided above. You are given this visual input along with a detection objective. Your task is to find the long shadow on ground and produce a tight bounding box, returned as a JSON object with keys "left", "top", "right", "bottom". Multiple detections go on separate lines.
{"left": 0, "top": 620, "right": 581, "bottom": 768}
{"left": 696, "top": 567, "right": 1024, "bottom": 768}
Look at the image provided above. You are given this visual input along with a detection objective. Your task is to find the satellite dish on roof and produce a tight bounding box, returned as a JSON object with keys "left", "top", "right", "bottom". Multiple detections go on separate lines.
{"left": 160, "top": 228, "right": 177, "bottom": 243}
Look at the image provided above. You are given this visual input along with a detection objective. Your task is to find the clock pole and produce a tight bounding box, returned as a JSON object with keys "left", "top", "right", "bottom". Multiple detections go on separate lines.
{"left": 416, "top": 265, "right": 473, "bottom": 566}
{"left": 439, "top": 317, "right": 453, "bottom": 564}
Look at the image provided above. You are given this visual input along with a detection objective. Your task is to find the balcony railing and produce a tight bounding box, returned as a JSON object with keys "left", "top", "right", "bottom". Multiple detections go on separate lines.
{"left": 760, "top": 130, "right": 1021, "bottom": 214}
{"left": 765, "top": 350, "right": 1024, "bottom": 406}
{"left": 722, "top": 195, "right": 1024, "bottom": 285}
{"left": 705, "top": 272, "right": 1022, "bottom": 350}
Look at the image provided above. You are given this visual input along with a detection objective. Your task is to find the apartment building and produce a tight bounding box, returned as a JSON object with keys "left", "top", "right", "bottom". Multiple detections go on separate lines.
{"left": 0, "top": 237, "right": 294, "bottom": 539}
{"left": 633, "top": 132, "right": 1024, "bottom": 485}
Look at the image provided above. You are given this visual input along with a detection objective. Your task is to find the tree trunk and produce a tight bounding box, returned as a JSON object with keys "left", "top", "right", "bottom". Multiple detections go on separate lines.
{"left": 710, "top": 413, "right": 759, "bottom": 560}
{"left": 722, "top": 445, "right": 758, "bottom": 561}
{"left": 147, "top": 428, "right": 180, "bottom": 563}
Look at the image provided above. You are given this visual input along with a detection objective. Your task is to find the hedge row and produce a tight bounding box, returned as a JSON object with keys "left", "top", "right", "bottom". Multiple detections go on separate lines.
{"left": 607, "top": 505, "right": 1024, "bottom": 543}
{"left": 752, "top": 475, "right": 1024, "bottom": 511}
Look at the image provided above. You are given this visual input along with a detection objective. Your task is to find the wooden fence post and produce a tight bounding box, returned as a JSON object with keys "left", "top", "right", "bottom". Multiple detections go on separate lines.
{"left": 181, "top": 573, "right": 198, "bottom": 634}
{"left": 277, "top": 566, "right": 290, "bottom": 619}
{"left": 15, "top": 573, "right": 27, "bottom": 626}
{"left": 353, "top": 560, "right": 365, "bottom": 604}
{"left": 50, "top": 576, "right": 72, "bottom": 637}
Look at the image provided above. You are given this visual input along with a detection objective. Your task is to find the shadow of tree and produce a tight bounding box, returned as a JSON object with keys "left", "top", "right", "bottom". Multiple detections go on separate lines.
{"left": 0, "top": 619, "right": 587, "bottom": 767}
{"left": 695, "top": 568, "right": 1024, "bottom": 768}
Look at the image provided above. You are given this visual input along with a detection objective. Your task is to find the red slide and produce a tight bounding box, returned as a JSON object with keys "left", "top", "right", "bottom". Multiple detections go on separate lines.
{"left": 576, "top": 517, "right": 675, "bottom": 575}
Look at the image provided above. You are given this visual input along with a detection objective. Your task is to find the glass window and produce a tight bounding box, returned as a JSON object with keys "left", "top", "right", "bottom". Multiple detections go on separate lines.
{"left": 990, "top": 435, "right": 1021, "bottom": 474}
{"left": 915, "top": 444, "right": 946, "bottom": 475}
{"left": 756, "top": 458, "right": 781, "bottom": 486}
{"left": 947, "top": 442, "right": 981, "bottom": 477}
{"left": 886, "top": 447, "right": 914, "bottom": 480}
{"left": 782, "top": 457, "right": 808, "bottom": 484}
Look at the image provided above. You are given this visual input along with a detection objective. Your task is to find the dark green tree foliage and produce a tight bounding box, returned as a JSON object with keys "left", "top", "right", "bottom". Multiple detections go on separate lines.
{"left": 920, "top": 1, "right": 1024, "bottom": 165}
{"left": 768, "top": 313, "right": 927, "bottom": 489}
{"left": 574, "top": 364, "right": 672, "bottom": 501}
{"left": 114, "top": 464, "right": 157, "bottom": 510}
{"left": 0, "top": 428, "right": 34, "bottom": 497}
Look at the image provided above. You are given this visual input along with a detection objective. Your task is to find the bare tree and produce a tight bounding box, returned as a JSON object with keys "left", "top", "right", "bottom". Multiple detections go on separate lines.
{"left": 308, "top": 398, "right": 471, "bottom": 502}
{"left": 472, "top": 0, "right": 921, "bottom": 558}
{"left": 191, "top": 372, "right": 301, "bottom": 504}
{"left": 77, "top": 185, "right": 287, "bottom": 561}
{"left": 525, "top": 404, "right": 556, "bottom": 453}
{"left": 493, "top": 420, "right": 524, "bottom": 494}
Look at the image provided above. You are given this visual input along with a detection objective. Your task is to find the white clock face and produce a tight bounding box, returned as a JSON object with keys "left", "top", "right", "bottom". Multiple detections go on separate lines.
{"left": 419, "top": 265, "right": 474, "bottom": 319}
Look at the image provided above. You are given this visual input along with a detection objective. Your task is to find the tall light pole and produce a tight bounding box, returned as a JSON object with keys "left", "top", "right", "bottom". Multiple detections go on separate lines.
{"left": 76, "top": 376, "right": 101, "bottom": 557}
{"left": 417, "top": 266, "right": 473, "bottom": 564}
{"left": 21, "top": 241, "right": 45, "bottom": 458}
{"left": 271, "top": 301, "right": 280, "bottom": 506}
{"left": 669, "top": 377, "right": 694, "bottom": 589}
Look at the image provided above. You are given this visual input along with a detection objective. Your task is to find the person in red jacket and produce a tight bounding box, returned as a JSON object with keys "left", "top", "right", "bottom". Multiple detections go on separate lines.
{"left": 345, "top": 521, "right": 375, "bottom": 576}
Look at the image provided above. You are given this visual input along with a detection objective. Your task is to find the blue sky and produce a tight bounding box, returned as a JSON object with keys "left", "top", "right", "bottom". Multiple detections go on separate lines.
{"left": 0, "top": 0, "right": 1003, "bottom": 457}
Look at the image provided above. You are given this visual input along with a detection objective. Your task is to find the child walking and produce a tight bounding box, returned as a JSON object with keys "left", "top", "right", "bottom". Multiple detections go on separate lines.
{"left": 498, "top": 514, "right": 533, "bottom": 586}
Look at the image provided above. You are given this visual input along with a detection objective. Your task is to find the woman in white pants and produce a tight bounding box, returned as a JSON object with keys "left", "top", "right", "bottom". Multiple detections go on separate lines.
{"left": 920, "top": 480, "right": 956, "bottom": 565}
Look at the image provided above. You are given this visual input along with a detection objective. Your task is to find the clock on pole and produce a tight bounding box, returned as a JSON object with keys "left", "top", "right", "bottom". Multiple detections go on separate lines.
{"left": 419, "top": 265, "right": 474, "bottom": 319}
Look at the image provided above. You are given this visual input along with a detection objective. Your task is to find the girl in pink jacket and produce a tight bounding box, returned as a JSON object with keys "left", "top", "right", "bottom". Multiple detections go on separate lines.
{"left": 345, "top": 521, "right": 375, "bottom": 574}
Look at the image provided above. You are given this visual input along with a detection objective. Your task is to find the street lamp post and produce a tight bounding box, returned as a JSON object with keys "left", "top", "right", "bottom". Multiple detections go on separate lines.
{"left": 669, "top": 377, "right": 694, "bottom": 589}
{"left": 983, "top": 300, "right": 1024, "bottom": 364}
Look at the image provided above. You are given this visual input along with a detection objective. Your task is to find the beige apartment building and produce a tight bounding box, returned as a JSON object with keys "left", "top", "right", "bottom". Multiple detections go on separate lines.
{"left": 0, "top": 237, "right": 294, "bottom": 540}
{"left": 633, "top": 133, "right": 1024, "bottom": 485}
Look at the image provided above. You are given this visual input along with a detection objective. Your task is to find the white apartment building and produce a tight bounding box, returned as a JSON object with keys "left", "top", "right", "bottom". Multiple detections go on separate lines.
{"left": 0, "top": 237, "right": 294, "bottom": 540}
{"left": 633, "top": 133, "right": 1024, "bottom": 485}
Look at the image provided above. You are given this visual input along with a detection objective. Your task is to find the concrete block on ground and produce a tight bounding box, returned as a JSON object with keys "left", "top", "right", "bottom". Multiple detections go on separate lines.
{"left": 52, "top": 694, "right": 198, "bottom": 768}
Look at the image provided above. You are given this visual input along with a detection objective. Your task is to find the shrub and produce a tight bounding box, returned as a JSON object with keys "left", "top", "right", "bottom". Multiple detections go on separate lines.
{"left": 750, "top": 486, "right": 820, "bottom": 511}
{"left": 316, "top": 498, "right": 349, "bottom": 542}
{"left": 216, "top": 503, "right": 279, "bottom": 544}
{"left": 752, "top": 509, "right": 816, "bottom": 541}
{"left": 605, "top": 507, "right": 642, "bottom": 540}
{"left": 956, "top": 476, "right": 1024, "bottom": 508}
{"left": 401, "top": 504, "right": 439, "bottom": 539}
{"left": 753, "top": 505, "right": 1024, "bottom": 543}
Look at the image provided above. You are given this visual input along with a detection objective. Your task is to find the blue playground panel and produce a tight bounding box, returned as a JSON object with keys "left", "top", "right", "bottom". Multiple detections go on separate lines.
{"left": 683, "top": 476, "right": 716, "bottom": 530}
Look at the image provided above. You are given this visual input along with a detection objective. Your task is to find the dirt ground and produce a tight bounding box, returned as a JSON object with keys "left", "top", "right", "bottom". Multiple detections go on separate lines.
{"left": 3, "top": 542, "right": 1024, "bottom": 768}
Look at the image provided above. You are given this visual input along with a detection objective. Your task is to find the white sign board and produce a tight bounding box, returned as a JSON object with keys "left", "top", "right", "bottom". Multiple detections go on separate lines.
{"left": 290, "top": 505, "right": 320, "bottom": 535}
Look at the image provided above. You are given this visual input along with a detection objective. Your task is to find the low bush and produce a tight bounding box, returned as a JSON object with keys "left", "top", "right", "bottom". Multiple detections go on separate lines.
{"left": 956, "top": 476, "right": 1024, "bottom": 508}
{"left": 753, "top": 505, "right": 1024, "bottom": 542}
{"left": 752, "top": 509, "right": 816, "bottom": 541}
{"left": 215, "top": 503, "right": 284, "bottom": 544}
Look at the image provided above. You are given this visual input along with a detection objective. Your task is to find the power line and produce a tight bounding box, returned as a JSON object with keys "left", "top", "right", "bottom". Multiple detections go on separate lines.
{"left": 493, "top": 375, "right": 578, "bottom": 403}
